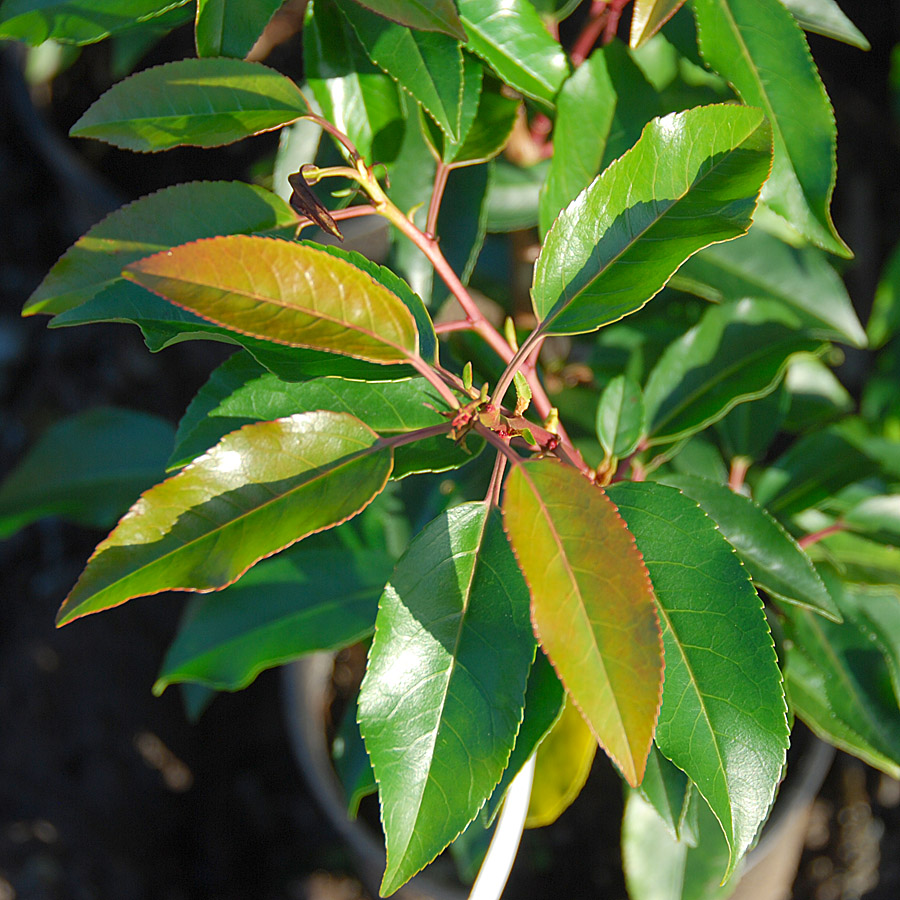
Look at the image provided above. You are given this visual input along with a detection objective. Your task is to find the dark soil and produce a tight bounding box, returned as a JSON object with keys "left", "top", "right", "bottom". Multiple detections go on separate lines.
{"left": 2, "top": 3, "right": 900, "bottom": 899}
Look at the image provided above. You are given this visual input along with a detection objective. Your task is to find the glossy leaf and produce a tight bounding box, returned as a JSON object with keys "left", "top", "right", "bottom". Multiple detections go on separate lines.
{"left": 335, "top": 0, "right": 466, "bottom": 140}
{"left": 539, "top": 48, "right": 616, "bottom": 237}
{"left": 358, "top": 503, "right": 534, "bottom": 897}
{"left": 154, "top": 547, "right": 391, "bottom": 691}
{"left": 693, "top": 0, "right": 850, "bottom": 257}
{"left": 195, "top": 0, "right": 285, "bottom": 58}
{"left": 56, "top": 411, "right": 393, "bottom": 625}
{"left": 782, "top": 598, "right": 900, "bottom": 779}
{"left": 124, "top": 235, "right": 421, "bottom": 365}
{"left": 346, "top": 0, "right": 467, "bottom": 40}
{"left": 596, "top": 374, "right": 645, "bottom": 459}
{"left": 629, "top": 0, "right": 687, "bottom": 49}
{"left": 0, "top": 0, "right": 191, "bottom": 45}
{"left": 457, "top": 0, "right": 568, "bottom": 105}
{"left": 0, "top": 408, "right": 174, "bottom": 540}
{"left": 661, "top": 473, "right": 840, "bottom": 620}
{"left": 24, "top": 181, "right": 299, "bottom": 317}
{"left": 780, "top": 0, "right": 869, "bottom": 50}
{"left": 70, "top": 58, "right": 307, "bottom": 151}
{"left": 608, "top": 481, "right": 789, "bottom": 877}
{"left": 304, "top": 0, "right": 405, "bottom": 164}
{"left": 503, "top": 459, "right": 663, "bottom": 787}
{"left": 671, "top": 227, "right": 866, "bottom": 348}
{"left": 623, "top": 789, "right": 737, "bottom": 900}
{"left": 525, "top": 697, "right": 597, "bottom": 828}
{"left": 643, "top": 299, "right": 824, "bottom": 446}
{"left": 532, "top": 105, "right": 773, "bottom": 337}
{"left": 50, "top": 282, "right": 413, "bottom": 383}
{"left": 638, "top": 745, "right": 690, "bottom": 841}
{"left": 169, "top": 355, "right": 467, "bottom": 478}
{"left": 484, "top": 651, "right": 565, "bottom": 824}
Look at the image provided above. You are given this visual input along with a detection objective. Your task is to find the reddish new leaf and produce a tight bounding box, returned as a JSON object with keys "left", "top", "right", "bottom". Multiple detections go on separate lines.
{"left": 502, "top": 459, "right": 663, "bottom": 786}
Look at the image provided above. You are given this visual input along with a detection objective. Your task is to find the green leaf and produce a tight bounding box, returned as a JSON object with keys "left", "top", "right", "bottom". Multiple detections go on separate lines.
{"left": 596, "top": 374, "right": 645, "bottom": 459}
{"left": 629, "top": 0, "right": 687, "bottom": 49}
{"left": 844, "top": 496, "right": 900, "bottom": 541}
{"left": 623, "top": 789, "right": 737, "bottom": 900}
{"left": 780, "top": 0, "right": 870, "bottom": 50}
{"left": 0, "top": 0, "right": 191, "bottom": 45}
{"left": 692, "top": 0, "right": 850, "bottom": 257}
{"left": 457, "top": 0, "right": 568, "bottom": 105}
{"left": 525, "top": 697, "right": 597, "bottom": 827}
{"left": 56, "top": 410, "right": 393, "bottom": 625}
{"left": 660, "top": 473, "right": 840, "bottom": 620}
{"left": 334, "top": 0, "right": 466, "bottom": 141}
{"left": 154, "top": 547, "right": 392, "bottom": 692}
{"left": 715, "top": 387, "right": 789, "bottom": 462}
{"left": 334, "top": 696, "right": 378, "bottom": 818}
{"left": 345, "top": 0, "right": 467, "bottom": 41}
{"left": 50, "top": 282, "right": 413, "bottom": 382}
{"left": 538, "top": 48, "right": 616, "bottom": 238}
{"left": 753, "top": 427, "right": 879, "bottom": 517}
{"left": 643, "top": 299, "right": 824, "bottom": 446}
{"left": 485, "top": 158, "right": 549, "bottom": 232}
{"left": 24, "top": 181, "right": 299, "bottom": 317}
{"left": 531, "top": 104, "right": 773, "bottom": 337}
{"left": 783, "top": 355, "right": 853, "bottom": 431}
{"left": 358, "top": 503, "right": 534, "bottom": 897}
{"left": 607, "top": 481, "right": 789, "bottom": 878}
{"left": 195, "top": 0, "right": 285, "bottom": 58}
{"left": 782, "top": 596, "right": 900, "bottom": 779}
{"left": 304, "top": 0, "right": 406, "bottom": 164}
{"left": 868, "top": 240, "right": 900, "bottom": 350}
{"left": 671, "top": 227, "right": 866, "bottom": 348}
{"left": 503, "top": 459, "right": 664, "bottom": 787}
{"left": 638, "top": 745, "right": 691, "bottom": 842}
{"left": 807, "top": 531, "right": 900, "bottom": 590}
{"left": 69, "top": 58, "right": 307, "bottom": 151}
{"left": 124, "top": 235, "right": 421, "bottom": 365}
{"left": 484, "top": 651, "right": 565, "bottom": 824}
{"left": 169, "top": 354, "right": 468, "bottom": 478}
{"left": 0, "top": 408, "right": 174, "bottom": 540}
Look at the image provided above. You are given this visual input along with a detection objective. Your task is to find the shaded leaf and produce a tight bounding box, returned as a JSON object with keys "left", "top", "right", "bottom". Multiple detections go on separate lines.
{"left": 0, "top": 0, "right": 191, "bottom": 45}
{"left": 485, "top": 158, "right": 549, "bottom": 232}
{"left": 715, "top": 387, "right": 789, "bottom": 462}
{"left": 154, "top": 547, "right": 391, "bottom": 691}
{"left": 539, "top": 48, "right": 616, "bottom": 237}
{"left": 358, "top": 503, "right": 534, "bottom": 897}
{"left": 807, "top": 531, "right": 900, "bottom": 590}
{"left": 70, "top": 58, "right": 306, "bottom": 151}
{"left": 333, "top": 696, "right": 378, "bottom": 819}
{"left": 693, "top": 0, "right": 850, "bottom": 256}
{"left": 844, "top": 496, "right": 900, "bottom": 541}
{"left": 124, "top": 235, "right": 420, "bottom": 365}
{"left": 0, "top": 408, "right": 174, "bottom": 540}
{"left": 643, "top": 299, "right": 824, "bottom": 446}
{"left": 783, "top": 355, "right": 853, "bottom": 431}
{"left": 195, "top": 0, "right": 284, "bottom": 58}
{"left": 532, "top": 105, "right": 773, "bottom": 337}
{"left": 596, "top": 374, "right": 645, "bottom": 459}
{"left": 671, "top": 226, "right": 866, "bottom": 348}
{"left": 457, "top": 0, "right": 568, "bottom": 105}
{"left": 638, "top": 745, "right": 691, "bottom": 842}
{"left": 630, "top": 0, "right": 687, "bottom": 49}
{"left": 608, "top": 480, "right": 789, "bottom": 877}
{"left": 24, "top": 181, "right": 299, "bottom": 317}
{"left": 780, "top": 0, "right": 869, "bottom": 50}
{"left": 868, "top": 240, "right": 900, "bottom": 350}
{"left": 503, "top": 459, "right": 663, "bottom": 787}
{"left": 56, "top": 410, "right": 393, "bottom": 625}
{"left": 346, "top": 0, "right": 467, "bottom": 40}
{"left": 525, "top": 697, "right": 597, "bottom": 828}
{"left": 661, "top": 473, "right": 840, "bottom": 620}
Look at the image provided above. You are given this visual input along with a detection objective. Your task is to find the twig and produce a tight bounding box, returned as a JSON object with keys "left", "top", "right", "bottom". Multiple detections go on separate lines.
{"left": 798, "top": 523, "right": 846, "bottom": 550}
{"left": 434, "top": 320, "right": 475, "bottom": 334}
{"left": 485, "top": 451, "right": 509, "bottom": 508}
{"left": 728, "top": 456, "right": 751, "bottom": 493}
{"left": 379, "top": 423, "right": 454, "bottom": 450}
{"left": 409, "top": 355, "right": 461, "bottom": 409}
{"left": 426, "top": 161, "right": 451, "bottom": 238}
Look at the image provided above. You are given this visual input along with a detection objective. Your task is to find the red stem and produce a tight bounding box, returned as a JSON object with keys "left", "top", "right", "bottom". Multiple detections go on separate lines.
{"left": 728, "top": 456, "right": 750, "bottom": 493}
{"left": 426, "top": 161, "right": 451, "bottom": 238}
{"left": 485, "top": 450, "right": 509, "bottom": 508}
{"left": 380, "top": 423, "right": 454, "bottom": 450}
{"left": 434, "top": 319, "right": 474, "bottom": 334}
{"left": 798, "top": 523, "right": 847, "bottom": 550}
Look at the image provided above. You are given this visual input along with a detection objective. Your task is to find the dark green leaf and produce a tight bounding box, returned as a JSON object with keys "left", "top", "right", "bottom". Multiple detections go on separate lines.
{"left": 643, "top": 299, "right": 824, "bottom": 446}
{"left": 56, "top": 411, "right": 393, "bottom": 625}
{"left": 660, "top": 473, "right": 840, "bottom": 620}
{"left": 783, "top": 355, "right": 853, "bottom": 432}
{"left": 0, "top": 408, "right": 174, "bottom": 540}
{"left": 637, "top": 745, "right": 691, "bottom": 842}
{"left": 693, "top": 0, "right": 850, "bottom": 257}
{"left": 345, "top": 0, "right": 467, "bottom": 41}
{"left": 70, "top": 58, "right": 307, "bottom": 151}
{"left": 596, "top": 374, "right": 645, "bottom": 458}
{"left": 868, "top": 240, "right": 900, "bottom": 350}
{"left": 608, "top": 481, "right": 788, "bottom": 877}
{"left": 24, "top": 181, "right": 299, "bottom": 317}
{"left": 671, "top": 227, "right": 866, "bottom": 348}
{"left": 358, "top": 503, "right": 534, "bottom": 896}
{"left": 333, "top": 696, "right": 378, "bottom": 818}
{"left": 0, "top": 0, "right": 191, "bottom": 45}
{"left": 780, "top": 0, "right": 869, "bottom": 50}
{"left": 304, "top": 0, "right": 405, "bottom": 164}
{"left": 195, "top": 0, "right": 285, "bottom": 58}
{"left": 807, "top": 531, "right": 900, "bottom": 590}
{"left": 539, "top": 48, "right": 616, "bottom": 237}
{"left": 532, "top": 105, "right": 773, "bottom": 337}
{"left": 715, "top": 387, "right": 789, "bottom": 462}
{"left": 154, "top": 547, "right": 391, "bottom": 691}
{"left": 844, "top": 496, "right": 900, "bottom": 541}
{"left": 457, "top": 0, "right": 568, "bottom": 105}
